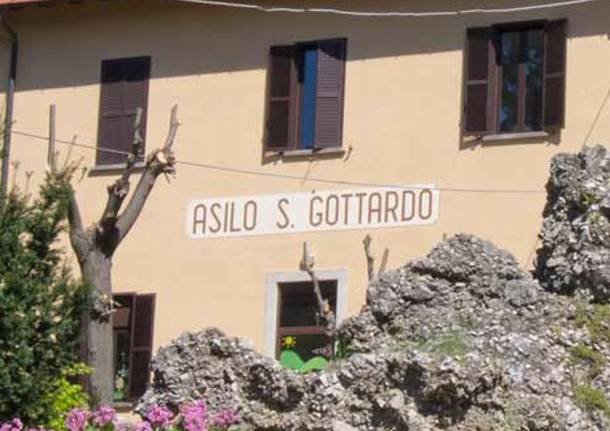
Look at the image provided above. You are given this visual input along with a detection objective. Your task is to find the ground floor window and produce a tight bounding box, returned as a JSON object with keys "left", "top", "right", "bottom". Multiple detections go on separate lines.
{"left": 112, "top": 293, "right": 156, "bottom": 402}
{"left": 277, "top": 280, "right": 337, "bottom": 369}
{"left": 265, "top": 270, "right": 347, "bottom": 370}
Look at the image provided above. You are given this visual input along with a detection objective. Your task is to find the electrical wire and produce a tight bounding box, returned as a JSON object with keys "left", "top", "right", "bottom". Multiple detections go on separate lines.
{"left": 11, "top": 128, "right": 546, "bottom": 194}
{"left": 179, "top": 0, "right": 599, "bottom": 18}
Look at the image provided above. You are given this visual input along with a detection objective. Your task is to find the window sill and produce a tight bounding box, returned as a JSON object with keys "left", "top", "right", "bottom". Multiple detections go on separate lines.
{"left": 481, "top": 131, "right": 550, "bottom": 143}
{"left": 89, "top": 162, "right": 146, "bottom": 175}
{"left": 268, "top": 147, "right": 345, "bottom": 158}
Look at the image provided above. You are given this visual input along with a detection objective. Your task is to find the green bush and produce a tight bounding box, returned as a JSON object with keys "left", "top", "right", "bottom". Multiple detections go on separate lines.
{"left": 42, "top": 363, "right": 92, "bottom": 431}
{"left": 0, "top": 174, "right": 89, "bottom": 425}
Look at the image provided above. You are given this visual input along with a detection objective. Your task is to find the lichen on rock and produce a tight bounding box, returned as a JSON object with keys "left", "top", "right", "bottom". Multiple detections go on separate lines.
{"left": 536, "top": 145, "right": 610, "bottom": 302}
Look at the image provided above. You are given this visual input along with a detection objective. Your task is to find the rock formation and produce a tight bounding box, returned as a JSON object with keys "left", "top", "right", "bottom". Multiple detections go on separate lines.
{"left": 138, "top": 146, "right": 610, "bottom": 430}
{"left": 536, "top": 145, "right": 610, "bottom": 302}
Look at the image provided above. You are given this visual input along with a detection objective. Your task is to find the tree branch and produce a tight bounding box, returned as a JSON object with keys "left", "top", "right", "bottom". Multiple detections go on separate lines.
{"left": 67, "top": 186, "right": 90, "bottom": 259}
{"left": 363, "top": 234, "right": 375, "bottom": 281}
{"left": 114, "top": 105, "right": 180, "bottom": 244}
{"left": 363, "top": 235, "right": 389, "bottom": 281}
{"left": 99, "top": 108, "right": 144, "bottom": 232}
{"left": 301, "top": 242, "right": 336, "bottom": 337}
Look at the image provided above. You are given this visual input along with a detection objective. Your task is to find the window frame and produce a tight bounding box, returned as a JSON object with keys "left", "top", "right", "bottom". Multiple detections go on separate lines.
{"left": 96, "top": 56, "right": 151, "bottom": 167}
{"left": 111, "top": 292, "right": 156, "bottom": 402}
{"left": 463, "top": 19, "right": 567, "bottom": 138}
{"left": 491, "top": 20, "right": 546, "bottom": 134}
{"left": 275, "top": 280, "right": 338, "bottom": 359}
{"left": 264, "top": 270, "right": 348, "bottom": 358}
{"left": 265, "top": 38, "right": 347, "bottom": 154}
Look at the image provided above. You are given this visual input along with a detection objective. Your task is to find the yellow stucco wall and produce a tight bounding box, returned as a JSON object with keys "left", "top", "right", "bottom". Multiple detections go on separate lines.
{"left": 1, "top": 0, "right": 609, "bottom": 353}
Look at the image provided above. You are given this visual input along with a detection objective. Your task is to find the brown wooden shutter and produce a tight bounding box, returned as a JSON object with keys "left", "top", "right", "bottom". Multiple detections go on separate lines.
{"left": 266, "top": 46, "right": 295, "bottom": 150}
{"left": 543, "top": 20, "right": 567, "bottom": 129}
{"left": 464, "top": 28, "right": 493, "bottom": 135}
{"left": 314, "top": 38, "right": 347, "bottom": 149}
{"left": 97, "top": 57, "right": 150, "bottom": 165}
{"left": 128, "top": 293, "right": 155, "bottom": 399}
{"left": 112, "top": 294, "right": 135, "bottom": 329}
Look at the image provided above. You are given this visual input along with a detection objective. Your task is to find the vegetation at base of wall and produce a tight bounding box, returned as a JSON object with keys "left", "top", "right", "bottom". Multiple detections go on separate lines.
{"left": 575, "top": 303, "right": 610, "bottom": 344}
{"left": 1, "top": 401, "right": 243, "bottom": 431}
{"left": 42, "top": 363, "right": 92, "bottom": 431}
{"left": 418, "top": 328, "right": 469, "bottom": 362}
{"left": 0, "top": 173, "right": 89, "bottom": 426}
{"left": 573, "top": 384, "right": 610, "bottom": 418}
{"left": 570, "top": 345, "right": 605, "bottom": 378}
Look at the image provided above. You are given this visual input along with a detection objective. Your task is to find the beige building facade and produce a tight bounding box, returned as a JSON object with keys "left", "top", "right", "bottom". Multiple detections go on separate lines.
{"left": 1, "top": 0, "right": 609, "bottom": 400}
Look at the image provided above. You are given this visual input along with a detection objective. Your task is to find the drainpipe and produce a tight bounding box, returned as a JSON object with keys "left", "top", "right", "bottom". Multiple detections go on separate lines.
{"left": 0, "top": 10, "right": 17, "bottom": 197}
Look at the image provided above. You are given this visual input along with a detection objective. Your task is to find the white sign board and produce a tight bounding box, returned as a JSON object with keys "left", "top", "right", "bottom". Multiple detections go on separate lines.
{"left": 186, "top": 185, "right": 439, "bottom": 239}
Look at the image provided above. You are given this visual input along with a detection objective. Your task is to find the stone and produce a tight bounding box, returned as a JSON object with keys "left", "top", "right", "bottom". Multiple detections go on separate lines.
{"left": 536, "top": 145, "right": 610, "bottom": 303}
{"left": 137, "top": 147, "right": 610, "bottom": 430}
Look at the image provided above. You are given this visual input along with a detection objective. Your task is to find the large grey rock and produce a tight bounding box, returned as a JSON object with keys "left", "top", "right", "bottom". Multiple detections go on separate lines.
{"left": 536, "top": 145, "right": 610, "bottom": 302}
{"left": 138, "top": 234, "right": 610, "bottom": 430}
{"left": 137, "top": 148, "right": 610, "bottom": 430}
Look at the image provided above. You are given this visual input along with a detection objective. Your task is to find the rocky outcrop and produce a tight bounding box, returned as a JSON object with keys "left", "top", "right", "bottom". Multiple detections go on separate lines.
{"left": 138, "top": 234, "right": 610, "bottom": 430}
{"left": 536, "top": 145, "right": 610, "bottom": 302}
{"left": 138, "top": 147, "right": 610, "bottom": 430}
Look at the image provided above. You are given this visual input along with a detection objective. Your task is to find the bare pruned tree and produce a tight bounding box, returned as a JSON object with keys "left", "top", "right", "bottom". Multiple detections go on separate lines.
{"left": 300, "top": 242, "right": 336, "bottom": 337}
{"left": 52, "top": 105, "right": 180, "bottom": 405}
{"left": 363, "top": 234, "right": 389, "bottom": 281}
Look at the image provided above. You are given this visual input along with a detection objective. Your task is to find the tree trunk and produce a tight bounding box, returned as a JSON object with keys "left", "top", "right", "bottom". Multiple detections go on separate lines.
{"left": 60, "top": 106, "right": 180, "bottom": 405}
{"left": 82, "top": 251, "right": 114, "bottom": 406}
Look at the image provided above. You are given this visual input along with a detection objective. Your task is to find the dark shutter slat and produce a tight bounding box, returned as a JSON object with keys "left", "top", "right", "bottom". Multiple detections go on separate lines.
{"left": 97, "top": 57, "right": 150, "bottom": 165}
{"left": 314, "top": 38, "right": 346, "bottom": 149}
{"left": 464, "top": 28, "right": 492, "bottom": 134}
{"left": 129, "top": 351, "right": 152, "bottom": 399}
{"left": 266, "top": 45, "right": 294, "bottom": 150}
{"left": 128, "top": 294, "right": 155, "bottom": 399}
{"left": 97, "top": 115, "right": 123, "bottom": 165}
{"left": 543, "top": 20, "right": 567, "bottom": 129}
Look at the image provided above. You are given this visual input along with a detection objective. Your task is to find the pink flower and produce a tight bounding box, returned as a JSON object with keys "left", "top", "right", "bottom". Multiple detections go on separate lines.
{"left": 115, "top": 422, "right": 132, "bottom": 431}
{"left": 181, "top": 401, "right": 207, "bottom": 431}
{"left": 65, "top": 408, "right": 90, "bottom": 431}
{"left": 0, "top": 419, "right": 23, "bottom": 431}
{"left": 92, "top": 406, "right": 117, "bottom": 427}
{"left": 134, "top": 422, "right": 152, "bottom": 431}
{"left": 145, "top": 406, "right": 174, "bottom": 429}
{"left": 211, "top": 409, "right": 240, "bottom": 428}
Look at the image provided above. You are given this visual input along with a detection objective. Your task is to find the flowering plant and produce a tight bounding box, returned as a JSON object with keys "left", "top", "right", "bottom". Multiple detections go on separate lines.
{"left": 0, "top": 400, "right": 242, "bottom": 431}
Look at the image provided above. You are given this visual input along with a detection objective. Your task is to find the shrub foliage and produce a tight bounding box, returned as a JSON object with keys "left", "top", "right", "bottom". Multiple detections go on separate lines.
{"left": 0, "top": 175, "right": 89, "bottom": 425}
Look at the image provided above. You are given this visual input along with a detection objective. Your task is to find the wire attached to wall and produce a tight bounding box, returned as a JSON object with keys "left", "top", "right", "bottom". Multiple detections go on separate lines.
{"left": 179, "top": 0, "right": 599, "bottom": 18}
{"left": 11, "top": 128, "right": 546, "bottom": 195}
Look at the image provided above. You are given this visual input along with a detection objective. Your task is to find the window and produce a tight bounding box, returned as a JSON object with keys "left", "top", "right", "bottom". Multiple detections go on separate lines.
{"left": 464, "top": 21, "right": 566, "bottom": 136}
{"left": 276, "top": 280, "right": 337, "bottom": 365}
{"left": 97, "top": 56, "right": 151, "bottom": 165}
{"left": 112, "top": 293, "right": 155, "bottom": 402}
{"left": 265, "top": 39, "right": 347, "bottom": 151}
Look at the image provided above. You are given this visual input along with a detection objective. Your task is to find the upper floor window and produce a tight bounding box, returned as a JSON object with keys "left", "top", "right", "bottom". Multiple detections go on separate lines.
{"left": 97, "top": 56, "right": 151, "bottom": 166}
{"left": 265, "top": 39, "right": 347, "bottom": 152}
{"left": 463, "top": 21, "right": 566, "bottom": 136}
